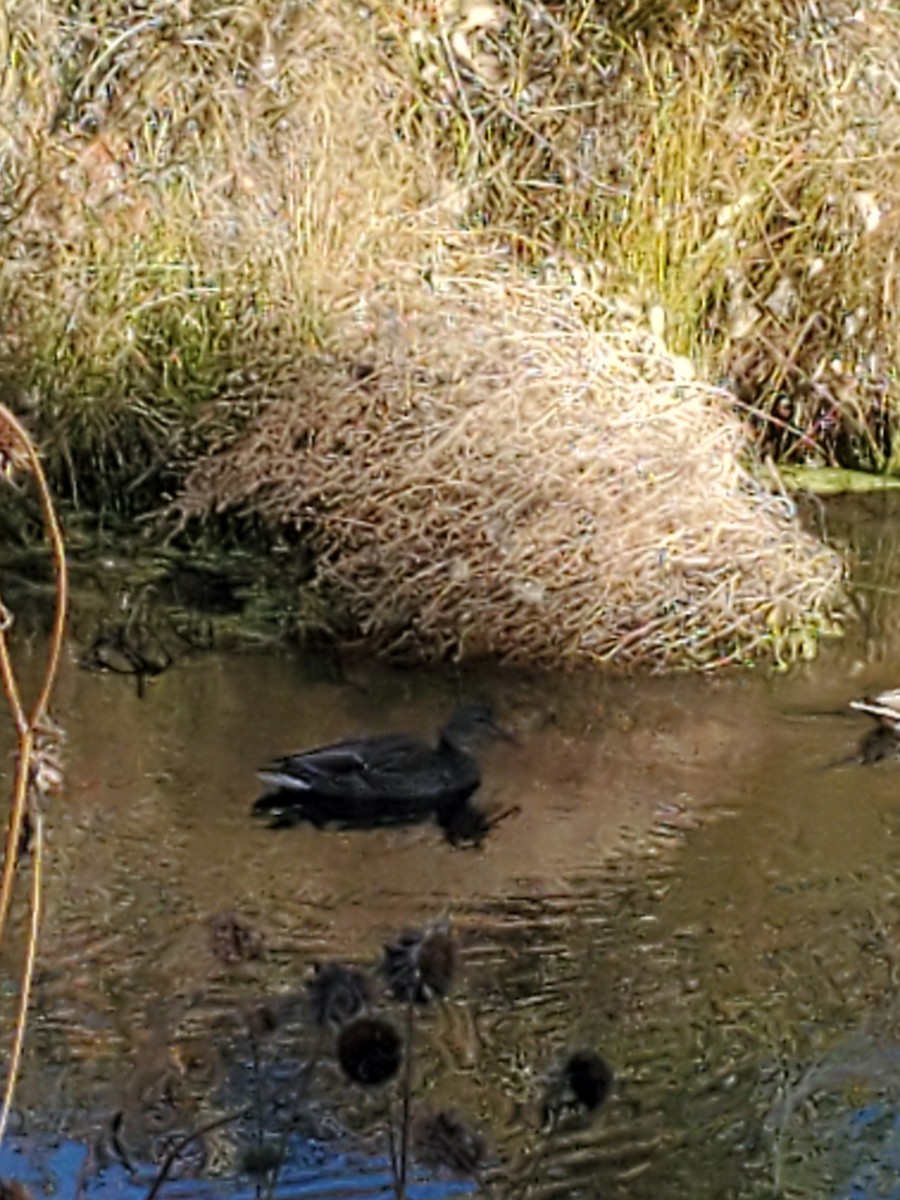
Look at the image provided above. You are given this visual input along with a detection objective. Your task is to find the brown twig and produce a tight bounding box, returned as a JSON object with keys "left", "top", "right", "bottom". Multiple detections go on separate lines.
{"left": 0, "top": 405, "right": 67, "bottom": 947}
{"left": 144, "top": 1108, "right": 251, "bottom": 1200}
{"left": 396, "top": 995, "right": 415, "bottom": 1200}
{"left": 0, "top": 809, "right": 42, "bottom": 1145}
{"left": 0, "top": 405, "right": 68, "bottom": 1149}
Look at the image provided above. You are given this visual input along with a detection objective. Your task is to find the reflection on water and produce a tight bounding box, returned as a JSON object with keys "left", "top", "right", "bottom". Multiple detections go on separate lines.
{"left": 7, "top": 496, "right": 900, "bottom": 1197}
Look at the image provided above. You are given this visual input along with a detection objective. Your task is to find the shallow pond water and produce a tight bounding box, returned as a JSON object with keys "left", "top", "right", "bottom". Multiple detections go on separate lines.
{"left": 4, "top": 497, "right": 900, "bottom": 1198}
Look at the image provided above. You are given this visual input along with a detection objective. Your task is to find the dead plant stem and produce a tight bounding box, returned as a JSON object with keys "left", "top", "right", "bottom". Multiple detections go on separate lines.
{"left": 0, "top": 404, "right": 68, "bottom": 1148}
{"left": 0, "top": 809, "right": 42, "bottom": 1145}
{"left": 397, "top": 995, "right": 415, "bottom": 1199}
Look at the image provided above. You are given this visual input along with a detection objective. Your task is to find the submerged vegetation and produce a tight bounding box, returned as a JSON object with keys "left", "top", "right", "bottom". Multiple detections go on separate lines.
{"left": 4, "top": 0, "right": 899, "bottom": 665}
{"left": 2, "top": 898, "right": 615, "bottom": 1197}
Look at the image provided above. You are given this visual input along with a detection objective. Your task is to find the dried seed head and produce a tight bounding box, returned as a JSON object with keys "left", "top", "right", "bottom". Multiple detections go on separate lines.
{"left": 542, "top": 1049, "right": 614, "bottom": 1127}
{"left": 337, "top": 1016, "right": 402, "bottom": 1086}
{"left": 208, "top": 912, "right": 266, "bottom": 966}
{"left": 244, "top": 999, "right": 282, "bottom": 1040}
{"left": 30, "top": 717, "right": 67, "bottom": 801}
{"left": 381, "top": 920, "right": 458, "bottom": 1004}
{"left": 565, "top": 1050, "right": 614, "bottom": 1111}
{"left": 412, "top": 1107, "right": 488, "bottom": 1178}
{"left": 307, "top": 962, "right": 372, "bottom": 1028}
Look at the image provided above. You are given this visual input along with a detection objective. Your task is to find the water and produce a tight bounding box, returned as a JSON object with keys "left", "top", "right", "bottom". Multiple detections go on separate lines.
{"left": 4, "top": 496, "right": 900, "bottom": 1197}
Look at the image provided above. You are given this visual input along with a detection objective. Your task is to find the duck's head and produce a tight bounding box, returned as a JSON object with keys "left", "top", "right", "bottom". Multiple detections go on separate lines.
{"left": 440, "top": 702, "right": 516, "bottom": 749}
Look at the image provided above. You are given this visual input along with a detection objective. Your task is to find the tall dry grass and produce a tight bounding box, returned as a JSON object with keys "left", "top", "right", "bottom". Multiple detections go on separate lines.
{"left": 178, "top": 275, "right": 843, "bottom": 669}
{"left": 0, "top": 0, "right": 857, "bottom": 665}
{"left": 0, "top": 0, "right": 445, "bottom": 503}
{"left": 377, "top": 0, "right": 900, "bottom": 470}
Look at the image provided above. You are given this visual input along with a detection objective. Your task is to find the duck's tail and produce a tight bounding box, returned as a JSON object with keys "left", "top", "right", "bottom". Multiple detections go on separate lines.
{"left": 256, "top": 770, "right": 314, "bottom": 793}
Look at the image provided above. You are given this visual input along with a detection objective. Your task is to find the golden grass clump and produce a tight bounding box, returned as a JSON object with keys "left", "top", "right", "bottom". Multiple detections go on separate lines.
{"left": 0, "top": 0, "right": 442, "bottom": 502}
{"left": 178, "top": 276, "right": 843, "bottom": 669}
{"left": 377, "top": 0, "right": 900, "bottom": 471}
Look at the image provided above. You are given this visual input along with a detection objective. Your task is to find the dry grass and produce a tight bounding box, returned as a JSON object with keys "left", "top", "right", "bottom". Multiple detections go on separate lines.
{"left": 377, "top": 0, "right": 900, "bottom": 470}
{"left": 0, "top": 0, "right": 868, "bottom": 666}
{"left": 178, "top": 275, "right": 843, "bottom": 669}
{"left": 0, "top": 0, "right": 443, "bottom": 502}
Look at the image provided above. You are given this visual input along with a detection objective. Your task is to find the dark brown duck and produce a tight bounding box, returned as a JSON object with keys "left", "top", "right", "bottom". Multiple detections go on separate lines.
{"left": 253, "top": 702, "right": 512, "bottom": 829}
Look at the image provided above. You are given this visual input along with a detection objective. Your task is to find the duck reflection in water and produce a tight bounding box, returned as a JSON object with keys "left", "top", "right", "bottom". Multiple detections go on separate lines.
{"left": 847, "top": 688, "right": 900, "bottom": 764}
{"left": 252, "top": 702, "right": 517, "bottom": 845}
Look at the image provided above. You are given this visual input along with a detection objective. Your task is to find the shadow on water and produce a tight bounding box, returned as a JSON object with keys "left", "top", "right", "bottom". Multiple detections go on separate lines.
{"left": 9, "top": 495, "right": 900, "bottom": 1196}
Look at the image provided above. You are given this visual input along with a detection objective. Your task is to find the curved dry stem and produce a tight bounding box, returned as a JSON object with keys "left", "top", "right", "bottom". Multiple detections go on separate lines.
{"left": 0, "top": 402, "right": 69, "bottom": 726}
{"left": 0, "top": 807, "right": 42, "bottom": 1145}
{"left": 0, "top": 607, "right": 26, "bottom": 734}
{"left": 144, "top": 1107, "right": 251, "bottom": 1200}
{"left": 0, "top": 721, "right": 32, "bottom": 942}
{"left": 0, "top": 407, "right": 66, "bottom": 943}
{"left": 0, "top": 406, "right": 67, "bottom": 1147}
{"left": 397, "top": 996, "right": 415, "bottom": 1200}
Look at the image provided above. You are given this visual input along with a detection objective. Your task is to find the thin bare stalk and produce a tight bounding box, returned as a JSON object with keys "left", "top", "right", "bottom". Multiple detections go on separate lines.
{"left": 0, "top": 407, "right": 68, "bottom": 1151}
{"left": 0, "top": 404, "right": 67, "bottom": 947}
{"left": 144, "top": 1107, "right": 251, "bottom": 1200}
{"left": 0, "top": 808, "right": 42, "bottom": 1144}
{"left": 397, "top": 995, "right": 416, "bottom": 1200}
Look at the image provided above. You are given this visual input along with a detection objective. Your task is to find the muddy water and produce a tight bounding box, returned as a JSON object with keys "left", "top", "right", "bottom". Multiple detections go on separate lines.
{"left": 4, "top": 498, "right": 900, "bottom": 1198}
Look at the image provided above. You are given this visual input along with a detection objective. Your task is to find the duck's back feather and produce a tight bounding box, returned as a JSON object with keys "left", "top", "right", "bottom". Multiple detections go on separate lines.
{"left": 254, "top": 730, "right": 480, "bottom": 822}
{"left": 263, "top": 734, "right": 417, "bottom": 785}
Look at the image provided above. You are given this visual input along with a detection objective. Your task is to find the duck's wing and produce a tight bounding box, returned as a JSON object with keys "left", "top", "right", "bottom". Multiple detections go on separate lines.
{"left": 258, "top": 733, "right": 434, "bottom": 797}
{"left": 257, "top": 732, "right": 483, "bottom": 812}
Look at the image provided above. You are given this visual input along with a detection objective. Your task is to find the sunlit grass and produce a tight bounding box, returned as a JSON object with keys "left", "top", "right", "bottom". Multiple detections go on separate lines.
{"left": 378, "top": 0, "right": 900, "bottom": 469}
{"left": 0, "top": 0, "right": 871, "bottom": 665}
{"left": 0, "top": 0, "right": 441, "bottom": 507}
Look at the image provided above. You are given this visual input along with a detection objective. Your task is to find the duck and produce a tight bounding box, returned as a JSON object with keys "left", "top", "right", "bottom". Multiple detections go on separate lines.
{"left": 848, "top": 688, "right": 900, "bottom": 763}
{"left": 849, "top": 687, "right": 900, "bottom": 732}
{"left": 252, "top": 702, "right": 513, "bottom": 829}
